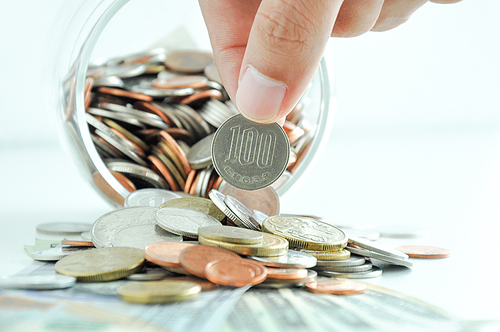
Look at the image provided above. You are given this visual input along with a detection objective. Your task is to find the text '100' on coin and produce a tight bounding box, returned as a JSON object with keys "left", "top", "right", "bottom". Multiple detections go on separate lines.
{"left": 212, "top": 115, "right": 290, "bottom": 191}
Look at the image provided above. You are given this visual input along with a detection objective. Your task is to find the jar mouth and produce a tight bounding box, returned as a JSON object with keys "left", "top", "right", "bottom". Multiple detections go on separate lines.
{"left": 54, "top": 0, "right": 334, "bottom": 206}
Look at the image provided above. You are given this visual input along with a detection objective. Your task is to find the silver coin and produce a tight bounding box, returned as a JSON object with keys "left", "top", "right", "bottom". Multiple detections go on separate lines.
{"left": 316, "top": 266, "right": 383, "bottom": 279}
{"left": 376, "top": 225, "right": 428, "bottom": 238}
{"left": 204, "top": 62, "right": 222, "bottom": 85}
{"left": 186, "top": 133, "right": 214, "bottom": 170}
{"left": 106, "top": 160, "right": 167, "bottom": 189}
{"left": 124, "top": 189, "right": 182, "bottom": 208}
{"left": 271, "top": 171, "right": 293, "bottom": 191}
{"left": 91, "top": 134, "right": 121, "bottom": 159}
{"left": 291, "top": 127, "right": 315, "bottom": 157}
{"left": 348, "top": 236, "right": 409, "bottom": 260}
{"left": 111, "top": 224, "right": 182, "bottom": 249}
{"left": 160, "top": 266, "right": 192, "bottom": 275}
{"left": 31, "top": 245, "right": 90, "bottom": 261}
{"left": 104, "top": 63, "right": 147, "bottom": 78}
{"left": 208, "top": 189, "right": 247, "bottom": 228}
{"left": 99, "top": 103, "right": 168, "bottom": 129}
{"left": 91, "top": 206, "right": 158, "bottom": 248}
{"left": 212, "top": 114, "right": 290, "bottom": 191}
{"left": 315, "top": 254, "right": 366, "bottom": 267}
{"left": 126, "top": 267, "right": 175, "bottom": 281}
{"left": 251, "top": 210, "right": 269, "bottom": 227}
{"left": 93, "top": 75, "right": 125, "bottom": 88}
{"left": 249, "top": 250, "right": 317, "bottom": 269}
{"left": 36, "top": 222, "right": 92, "bottom": 235}
{"left": 224, "top": 195, "right": 261, "bottom": 231}
{"left": 174, "top": 104, "right": 212, "bottom": 137}
{"left": 155, "top": 207, "right": 222, "bottom": 238}
{"left": 95, "top": 129, "right": 147, "bottom": 166}
{"left": 87, "top": 108, "right": 146, "bottom": 129}
{"left": 314, "top": 261, "right": 372, "bottom": 273}
{"left": 340, "top": 228, "right": 380, "bottom": 241}
{"left": 346, "top": 246, "right": 413, "bottom": 268}
{"left": 219, "top": 183, "right": 280, "bottom": 216}
{"left": 0, "top": 275, "right": 76, "bottom": 290}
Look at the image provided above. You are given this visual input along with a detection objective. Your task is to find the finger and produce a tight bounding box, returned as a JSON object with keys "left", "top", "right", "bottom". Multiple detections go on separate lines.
{"left": 198, "top": 0, "right": 260, "bottom": 103}
{"left": 332, "top": 0, "right": 385, "bottom": 37}
{"left": 371, "top": 0, "right": 429, "bottom": 32}
{"left": 236, "top": 0, "right": 344, "bottom": 123}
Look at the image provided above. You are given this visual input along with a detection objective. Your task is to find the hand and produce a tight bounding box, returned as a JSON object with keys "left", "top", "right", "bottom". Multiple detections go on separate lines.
{"left": 199, "top": 0, "right": 460, "bottom": 123}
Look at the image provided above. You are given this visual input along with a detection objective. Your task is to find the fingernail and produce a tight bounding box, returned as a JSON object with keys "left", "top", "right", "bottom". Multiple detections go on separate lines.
{"left": 236, "top": 65, "right": 287, "bottom": 122}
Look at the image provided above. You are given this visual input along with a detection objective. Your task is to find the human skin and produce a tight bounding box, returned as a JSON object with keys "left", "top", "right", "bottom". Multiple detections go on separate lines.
{"left": 198, "top": 0, "right": 461, "bottom": 124}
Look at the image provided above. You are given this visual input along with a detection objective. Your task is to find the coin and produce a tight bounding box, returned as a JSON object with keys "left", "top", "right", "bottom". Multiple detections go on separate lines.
{"left": 161, "top": 276, "right": 219, "bottom": 291}
{"left": 348, "top": 236, "right": 409, "bottom": 260}
{"left": 155, "top": 207, "right": 222, "bottom": 238}
{"left": 315, "top": 254, "right": 366, "bottom": 267}
{"left": 124, "top": 188, "right": 182, "bottom": 207}
{"left": 204, "top": 62, "right": 222, "bottom": 85}
{"left": 179, "top": 245, "right": 241, "bottom": 278}
{"left": 198, "top": 225, "right": 263, "bottom": 245}
{"left": 111, "top": 224, "right": 182, "bottom": 249}
{"left": 106, "top": 160, "right": 167, "bottom": 189}
{"left": 305, "top": 279, "right": 367, "bottom": 295}
{"left": 198, "top": 233, "right": 288, "bottom": 257}
{"left": 159, "top": 197, "right": 226, "bottom": 222}
{"left": 266, "top": 268, "right": 308, "bottom": 280}
{"left": 118, "top": 280, "right": 201, "bottom": 304}
{"left": 251, "top": 210, "right": 269, "bottom": 227}
{"left": 219, "top": 183, "right": 280, "bottom": 215}
{"left": 55, "top": 247, "right": 145, "bottom": 282}
{"left": 346, "top": 246, "right": 413, "bottom": 268}
{"left": 394, "top": 245, "right": 451, "bottom": 259}
{"left": 316, "top": 266, "right": 383, "bottom": 279}
{"left": 249, "top": 250, "right": 317, "bottom": 269}
{"left": 263, "top": 216, "right": 347, "bottom": 251}
{"left": 91, "top": 206, "right": 158, "bottom": 248}
{"left": 205, "top": 258, "right": 267, "bottom": 287}
{"left": 212, "top": 115, "right": 290, "bottom": 191}
{"left": 293, "top": 248, "right": 351, "bottom": 261}
{"left": 61, "top": 240, "right": 95, "bottom": 247}
{"left": 0, "top": 275, "right": 76, "bottom": 290}
{"left": 186, "top": 133, "right": 214, "bottom": 170}
{"left": 31, "top": 246, "right": 89, "bottom": 261}
{"left": 224, "top": 195, "right": 262, "bottom": 231}
{"left": 315, "top": 261, "right": 373, "bottom": 273}
{"left": 208, "top": 189, "right": 247, "bottom": 228}
{"left": 36, "top": 222, "right": 92, "bottom": 235}
{"left": 165, "top": 51, "right": 214, "bottom": 74}
{"left": 144, "top": 242, "right": 195, "bottom": 267}
{"left": 126, "top": 266, "right": 175, "bottom": 281}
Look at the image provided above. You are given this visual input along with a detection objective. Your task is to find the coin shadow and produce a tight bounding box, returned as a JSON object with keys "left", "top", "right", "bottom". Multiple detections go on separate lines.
{"left": 371, "top": 259, "right": 413, "bottom": 277}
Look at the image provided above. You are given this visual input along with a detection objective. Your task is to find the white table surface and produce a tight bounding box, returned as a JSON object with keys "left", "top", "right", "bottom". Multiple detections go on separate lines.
{"left": 0, "top": 0, "right": 499, "bottom": 326}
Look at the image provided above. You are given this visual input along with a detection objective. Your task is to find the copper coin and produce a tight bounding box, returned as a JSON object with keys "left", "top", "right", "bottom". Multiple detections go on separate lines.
{"left": 179, "top": 245, "right": 241, "bottom": 279}
{"left": 97, "top": 87, "right": 152, "bottom": 102}
{"left": 165, "top": 128, "right": 194, "bottom": 145}
{"left": 306, "top": 279, "right": 366, "bottom": 295}
{"left": 156, "top": 142, "right": 188, "bottom": 180}
{"left": 184, "top": 170, "right": 197, "bottom": 193}
{"left": 180, "top": 89, "right": 223, "bottom": 105}
{"left": 152, "top": 76, "right": 208, "bottom": 89}
{"left": 159, "top": 131, "right": 191, "bottom": 176}
{"left": 212, "top": 177, "right": 223, "bottom": 190}
{"left": 266, "top": 268, "right": 308, "bottom": 280}
{"left": 110, "top": 170, "right": 136, "bottom": 192}
{"left": 61, "top": 240, "right": 95, "bottom": 247}
{"left": 205, "top": 258, "right": 267, "bottom": 287}
{"left": 133, "top": 101, "right": 173, "bottom": 126}
{"left": 189, "top": 171, "right": 201, "bottom": 196}
{"left": 394, "top": 245, "right": 451, "bottom": 259}
{"left": 162, "top": 276, "right": 219, "bottom": 291}
{"left": 147, "top": 155, "right": 179, "bottom": 191}
{"left": 109, "top": 128, "right": 146, "bottom": 158}
{"left": 144, "top": 242, "right": 195, "bottom": 268}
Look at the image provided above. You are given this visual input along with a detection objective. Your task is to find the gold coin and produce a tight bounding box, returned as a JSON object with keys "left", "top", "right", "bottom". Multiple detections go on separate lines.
{"left": 55, "top": 247, "right": 145, "bottom": 282}
{"left": 118, "top": 280, "right": 201, "bottom": 304}
{"left": 159, "top": 197, "right": 226, "bottom": 222}
{"left": 102, "top": 118, "right": 149, "bottom": 151}
{"left": 262, "top": 216, "right": 347, "bottom": 251}
{"left": 198, "top": 225, "right": 263, "bottom": 245}
{"left": 153, "top": 147, "right": 186, "bottom": 189}
{"left": 295, "top": 248, "right": 351, "bottom": 261}
{"left": 198, "top": 233, "right": 288, "bottom": 257}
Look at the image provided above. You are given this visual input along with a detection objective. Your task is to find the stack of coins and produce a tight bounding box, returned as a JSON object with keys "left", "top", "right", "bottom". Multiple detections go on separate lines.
{"left": 85, "top": 49, "right": 314, "bottom": 203}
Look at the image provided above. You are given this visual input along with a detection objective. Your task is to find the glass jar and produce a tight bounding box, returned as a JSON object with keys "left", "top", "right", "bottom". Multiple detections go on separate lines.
{"left": 49, "top": 0, "right": 335, "bottom": 207}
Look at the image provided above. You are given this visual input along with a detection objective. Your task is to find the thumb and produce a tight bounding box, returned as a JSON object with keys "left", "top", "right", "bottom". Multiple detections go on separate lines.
{"left": 235, "top": 0, "right": 343, "bottom": 123}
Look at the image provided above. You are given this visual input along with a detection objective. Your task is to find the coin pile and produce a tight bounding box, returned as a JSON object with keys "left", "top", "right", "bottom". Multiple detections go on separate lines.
{"left": 84, "top": 48, "right": 315, "bottom": 203}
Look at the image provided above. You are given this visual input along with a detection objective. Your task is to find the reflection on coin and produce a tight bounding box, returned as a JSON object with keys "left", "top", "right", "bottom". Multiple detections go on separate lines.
{"left": 124, "top": 189, "right": 182, "bottom": 207}
{"left": 263, "top": 216, "right": 347, "bottom": 251}
{"left": 212, "top": 115, "right": 290, "bottom": 191}
{"left": 224, "top": 195, "right": 261, "bottom": 231}
{"left": 179, "top": 245, "right": 241, "bottom": 278}
{"left": 111, "top": 224, "right": 182, "bottom": 249}
{"left": 198, "top": 225, "right": 263, "bottom": 245}
{"left": 205, "top": 258, "right": 267, "bottom": 287}
{"left": 306, "top": 279, "right": 367, "bottom": 295}
{"left": 91, "top": 206, "right": 158, "bottom": 248}
{"left": 36, "top": 222, "right": 92, "bottom": 235}
{"left": 348, "top": 236, "right": 408, "bottom": 260}
{"left": 346, "top": 246, "right": 413, "bottom": 268}
{"left": 155, "top": 207, "right": 222, "bottom": 238}
{"left": 159, "top": 197, "right": 225, "bottom": 222}
{"left": 144, "top": 242, "right": 195, "bottom": 267}
{"left": 219, "top": 182, "right": 280, "bottom": 216}
{"left": 55, "top": 247, "right": 145, "bottom": 282}
{"left": 0, "top": 275, "right": 77, "bottom": 290}
{"left": 249, "top": 250, "right": 317, "bottom": 269}
{"left": 31, "top": 246, "right": 90, "bottom": 261}
{"left": 186, "top": 133, "right": 214, "bottom": 170}
{"left": 315, "top": 261, "right": 373, "bottom": 273}
{"left": 199, "top": 233, "right": 288, "bottom": 257}
{"left": 316, "top": 266, "right": 383, "bottom": 279}
{"left": 315, "top": 254, "right": 365, "bottom": 267}
{"left": 118, "top": 280, "right": 201, "bottom": 304}
{"left": 394, "top": 245, "right": 451, "bottom": 259}
{"left": 294, "top": 248, "right": 351, "bottom": 261}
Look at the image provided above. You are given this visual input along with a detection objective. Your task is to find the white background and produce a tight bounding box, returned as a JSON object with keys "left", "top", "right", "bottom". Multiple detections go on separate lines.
{"left": 0, "top": 0, "right": 499, "bottom": 324}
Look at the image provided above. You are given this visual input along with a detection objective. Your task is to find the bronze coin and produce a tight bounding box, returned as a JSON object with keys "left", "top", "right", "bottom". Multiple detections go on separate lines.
{"left": 144, "top": 242, "right": 195, "bottom": 268}
{"left": 205, "top": 258, "right": 267, "bottom": 287}
{"left": 179, "top": 245, "right": 241, "bottom": 279}
{"left": 394, "top": 245, "right": 451, "bottom": 259}
{"left": 306, "top": 279, "right": 366, "bottom": 295}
